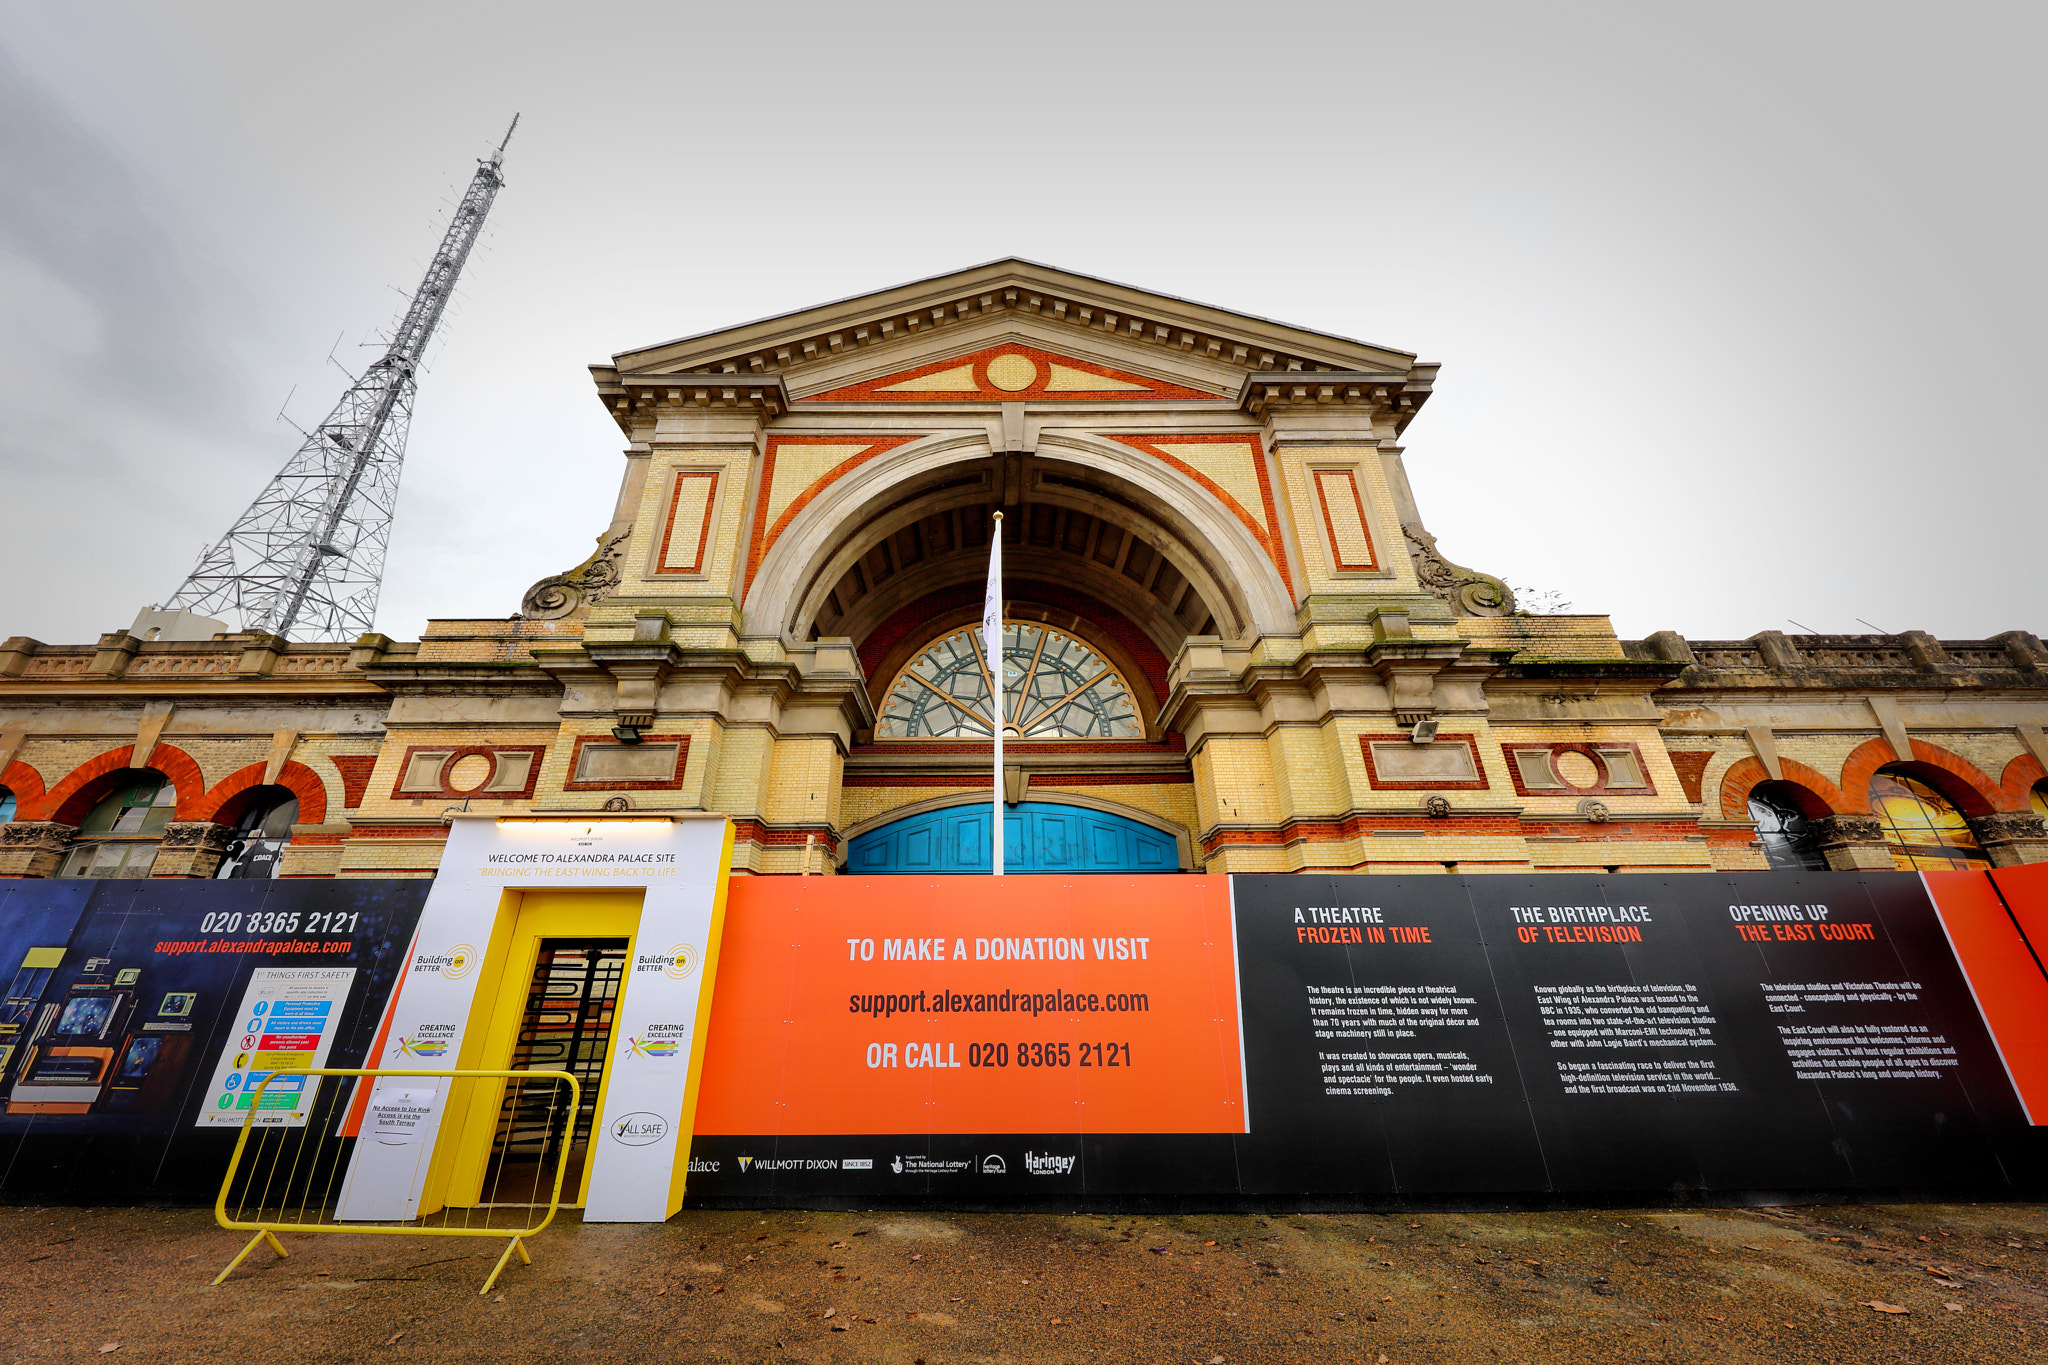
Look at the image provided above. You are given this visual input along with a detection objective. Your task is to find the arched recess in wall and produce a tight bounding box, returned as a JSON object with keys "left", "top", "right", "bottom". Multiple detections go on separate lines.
{"left": 741, "top": 432, "right": 1298, "bottom": 654}
{"left": 1746, "top": 780, "right": 1832, "bottom": 872}
{"left": 1716, "top": 756, "right": 1849, "bottom": 824}
{"left": 1867, "top": 766, "right": 1989, "bottom": 870}
{"left": 861, "top": 592, "right": 1169, "bottom": 736}
{"left": 840, "top": 791, "right": 1192, "bottom": 873}
{"left": 1838, "top": 737, "right": 2001, "bottom": 818}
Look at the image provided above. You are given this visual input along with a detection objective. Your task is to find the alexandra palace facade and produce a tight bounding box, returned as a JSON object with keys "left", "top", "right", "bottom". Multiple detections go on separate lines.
{"left": 2, "top": 263, "right": 2043, "bottom": 881}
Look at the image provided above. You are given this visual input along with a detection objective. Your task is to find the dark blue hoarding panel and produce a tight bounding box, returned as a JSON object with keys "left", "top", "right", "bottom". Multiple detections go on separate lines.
{"left": 0, "top": 879, "right": 430, "bottom": 1200}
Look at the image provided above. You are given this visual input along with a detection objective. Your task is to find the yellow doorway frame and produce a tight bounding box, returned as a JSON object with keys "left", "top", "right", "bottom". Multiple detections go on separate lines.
{"left": 420, "top": 889, "right": 645, "bottom": 1212}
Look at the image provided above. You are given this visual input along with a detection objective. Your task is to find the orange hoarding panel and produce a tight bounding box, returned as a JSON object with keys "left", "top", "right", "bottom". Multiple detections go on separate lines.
{"left": 690, "top": 876, "right": 1246, "bottom": 1136}
{"left": 1924, "top": 870, "right": 2048, "bottom": 1125}
{"left": 1989, "top": 862, "right": 2048, "bottom": 976}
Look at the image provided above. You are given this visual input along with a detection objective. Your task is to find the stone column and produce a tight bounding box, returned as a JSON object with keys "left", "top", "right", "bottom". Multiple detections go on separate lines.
{"left": 0, "top": 822, "right": 78, "bottom": 878}
{"left": 1967, "top": 812, "right": 2048, "bottom": 867}
{"left": 1811, "top": 815, "right": 1894, "bottom": 871}
{"left": 151, "top": 821, "right": 237, "bottom": 878}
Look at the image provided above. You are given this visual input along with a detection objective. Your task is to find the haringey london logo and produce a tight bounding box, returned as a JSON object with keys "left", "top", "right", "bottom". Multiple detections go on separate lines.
{"left": 413, "top": 944, "right": 477, "bottom": 980}
{"left": 1025, "top": 1150, "right": 1078, "bottom": 1176}
{"left": 610, "top": 1112, "right": 668, "bottom": 1146}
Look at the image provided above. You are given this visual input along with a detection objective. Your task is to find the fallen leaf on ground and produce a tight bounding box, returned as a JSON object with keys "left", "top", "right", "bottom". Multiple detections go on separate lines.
{"left": 1866, "top": 1301, "right": 1909, "bottom": 1314}
{"left": 655, "top": 1287, "right": 667, "bottom": 1296}
{"left": 743, "top": 1255, "right": 756, "bottom": 1262}
{"left": 1205, "top": 1241, "right": 1217, "bottom": 1246}
{"left": 98, "top": 1348, "right": 119, "bottom": 1356}
{"left": 910, "top": 1254, "right": 923, "bottom": 1261}
{"left": 1740, "top": 1244, "right": 1766, "bottom": 1252}
{"left": 384, "top": 1331, "right": 405, "bottom": 1346}
{"left": 1917, "top": 1236, "right": 1931, "bottom": 1243}
{"left": 1945, "top": 1303, "right": 1965, "bottom": 1312}
{"left": 823, "top": 1309, "right": 836, "bottom": 1319}
{"left": 1705, "top": 1314, "right": 1724, "bottom": 1321}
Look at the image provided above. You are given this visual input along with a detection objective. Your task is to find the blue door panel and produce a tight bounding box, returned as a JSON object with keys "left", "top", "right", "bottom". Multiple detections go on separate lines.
{"left": 847, "top": 801, "right": 1180, "bottom": 874}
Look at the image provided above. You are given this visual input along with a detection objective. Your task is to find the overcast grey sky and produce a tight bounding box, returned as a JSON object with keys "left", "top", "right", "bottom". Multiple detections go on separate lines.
{"left": 1, "top": 2, "right": 2040, "bottom": 647}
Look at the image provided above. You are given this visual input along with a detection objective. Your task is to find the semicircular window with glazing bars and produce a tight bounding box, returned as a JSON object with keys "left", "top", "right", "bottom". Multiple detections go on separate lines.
{"left": 876, "top": 623, "right": 1142, "bottom": 740}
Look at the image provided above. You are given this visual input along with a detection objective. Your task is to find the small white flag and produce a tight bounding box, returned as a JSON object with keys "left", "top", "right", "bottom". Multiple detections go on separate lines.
{"left": 985, "top": 513, "right": 1004, "bottom": 875}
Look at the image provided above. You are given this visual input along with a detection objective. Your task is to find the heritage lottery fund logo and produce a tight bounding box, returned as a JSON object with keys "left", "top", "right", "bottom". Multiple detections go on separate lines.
{"left": 413, "top": 944, "right": 477, "bottom": 979}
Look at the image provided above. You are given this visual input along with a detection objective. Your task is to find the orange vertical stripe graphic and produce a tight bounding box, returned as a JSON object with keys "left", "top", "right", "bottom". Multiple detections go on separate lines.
{"left": 1923, "top": 870, "right": 2048, "bottom": 1125}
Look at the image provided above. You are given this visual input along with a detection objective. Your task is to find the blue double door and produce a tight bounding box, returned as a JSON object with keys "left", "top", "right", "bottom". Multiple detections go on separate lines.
{"left": 846, "top": 800, "right": 1180, "bottom": 874}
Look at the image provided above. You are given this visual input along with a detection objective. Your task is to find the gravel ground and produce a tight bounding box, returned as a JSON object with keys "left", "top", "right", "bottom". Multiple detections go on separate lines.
{"left": 2, "top": 1202, "right": 2044, "bottom": 1362}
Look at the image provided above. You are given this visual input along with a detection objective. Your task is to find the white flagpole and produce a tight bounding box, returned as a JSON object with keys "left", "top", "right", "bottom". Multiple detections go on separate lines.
{"left": 984, "top": 511, "right": 1004, "bottom": 876}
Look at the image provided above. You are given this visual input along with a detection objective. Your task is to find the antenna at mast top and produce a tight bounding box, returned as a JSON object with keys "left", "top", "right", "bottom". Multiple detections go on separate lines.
{"left": 492, "top": 114, "right": 519, "bottom": 166}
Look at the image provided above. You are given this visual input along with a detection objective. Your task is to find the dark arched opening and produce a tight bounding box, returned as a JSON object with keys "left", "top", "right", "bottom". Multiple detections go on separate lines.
{"left": 214, "top": 785, "right": 300, "bottom": 880}
{"left": 1869, "top": 765, "right": 1987, "bottom": 870}
{"left": 1747, "top": 780, "right": 1830, "bottom": 872}
{"left": 59, "top": 772, "right": 176, "bottom": 878}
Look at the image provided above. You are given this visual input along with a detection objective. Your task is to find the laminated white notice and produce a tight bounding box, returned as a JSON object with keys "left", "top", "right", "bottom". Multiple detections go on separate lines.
{"left": 368, "top": 1087, "right": 437, "bottom": 1145}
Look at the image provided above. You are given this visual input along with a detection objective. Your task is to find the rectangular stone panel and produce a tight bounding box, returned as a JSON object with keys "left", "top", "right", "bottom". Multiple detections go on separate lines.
{"left": 1368, "top": 740, "right": 1478, "bottom": 783}
{"left": 1313, "top": 468, "right": 1378, "bottom": 571}
{"left": 656, "top": 470, "right": 719, "bottom": 575}
{"left": 574, "top": 743, "right": 683, "bottom": 784}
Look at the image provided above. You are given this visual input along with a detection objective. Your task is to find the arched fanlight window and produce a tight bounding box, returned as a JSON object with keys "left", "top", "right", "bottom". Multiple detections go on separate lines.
{"left": 1868, "top": 768, "right": 1987, "bottom": 871}
{"left": 216, "top": 788, "right": 300, "bottom": 880}
{"left": 60, "top": 775, "right": 176, "bottom": 878}
{"left": 1747, "top": 783, "right": 1829, "bottom": 871}
{"left": 876, "top": 622, "right": 1143, "bottom": 740}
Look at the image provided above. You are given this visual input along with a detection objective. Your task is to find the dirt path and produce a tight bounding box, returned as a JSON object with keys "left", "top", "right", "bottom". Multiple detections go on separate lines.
{"left": 2, "top": 1202, "right": 2044, "bottom": 1362}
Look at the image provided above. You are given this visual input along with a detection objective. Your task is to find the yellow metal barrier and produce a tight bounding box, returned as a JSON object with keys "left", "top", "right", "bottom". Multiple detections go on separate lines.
{"left": 213, "top": 1067, "right": 580, "bottom": 1295}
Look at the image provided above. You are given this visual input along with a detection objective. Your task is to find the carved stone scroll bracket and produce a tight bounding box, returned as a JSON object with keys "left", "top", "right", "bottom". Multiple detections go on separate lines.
{"left": 520, "top": 527, "right": 633, "bottom": 621}
{"left": 1811, "top": 814, "right": 1894, "bottom": 872}
{"left": 1968, "top": 811, "right": 2048, "bottom": 868}
{"left": 1403, "top": 523, "right": 1515, "bottom": 617}
{"left": 0, "top": 821, "right": 78, "bottom": 878}
{"left": 154, "top": 821, "right": 238, "bottom": 879}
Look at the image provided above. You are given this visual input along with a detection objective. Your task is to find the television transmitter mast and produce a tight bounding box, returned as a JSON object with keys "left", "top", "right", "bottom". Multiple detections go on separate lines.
{"left": 162, "top": 118, "right": 517, "bottom": 641}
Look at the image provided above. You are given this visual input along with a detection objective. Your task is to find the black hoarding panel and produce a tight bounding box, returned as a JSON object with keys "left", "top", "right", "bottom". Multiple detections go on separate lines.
{"left": 1229, "top": 876, "right": 1549, "bottom": 1196}
{"left": 1229, "top": 870, "right": 2029, "bottom": 1201}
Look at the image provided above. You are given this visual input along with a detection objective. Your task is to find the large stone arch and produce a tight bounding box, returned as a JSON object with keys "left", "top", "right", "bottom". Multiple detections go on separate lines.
{"left": 740, "top": 430, "right": 1297, "bottom": 651}
{"left": 32, "top": 744, "right": 208, "bottom": 824}
{"left": 1717, "top": 756, "right": 1849, "bottom": 822}
{"left": 1839, "top": 737, "right": 2003, "bottom": 817}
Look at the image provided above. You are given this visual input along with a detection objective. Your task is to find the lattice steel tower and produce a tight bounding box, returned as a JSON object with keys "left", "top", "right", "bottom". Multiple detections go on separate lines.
{"left": 164, "top": 118, "right": 517, "bottom": 641}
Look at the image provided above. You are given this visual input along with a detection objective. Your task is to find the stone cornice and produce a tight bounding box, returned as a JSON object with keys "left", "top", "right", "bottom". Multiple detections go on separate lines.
{"left": 593, "top": 261, "right": 1429, "bottom": 418}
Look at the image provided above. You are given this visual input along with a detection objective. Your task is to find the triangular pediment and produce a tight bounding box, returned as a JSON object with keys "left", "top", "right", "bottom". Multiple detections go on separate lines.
{"left": 802, "top": 342, "right": 1220, "bottom": 403}
{"left": 601, "top": 259, "right": 1421, "bottom": 386}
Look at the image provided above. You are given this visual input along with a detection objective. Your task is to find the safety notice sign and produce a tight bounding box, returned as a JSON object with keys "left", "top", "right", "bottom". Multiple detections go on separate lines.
{"left": 193, "top": 967, "right": 355, "bottom": 1128}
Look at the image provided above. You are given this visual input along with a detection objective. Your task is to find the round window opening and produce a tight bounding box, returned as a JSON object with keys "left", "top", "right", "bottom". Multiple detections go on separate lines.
{"left": 876, "top": 622, "right": 1143, "bottom": 740}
